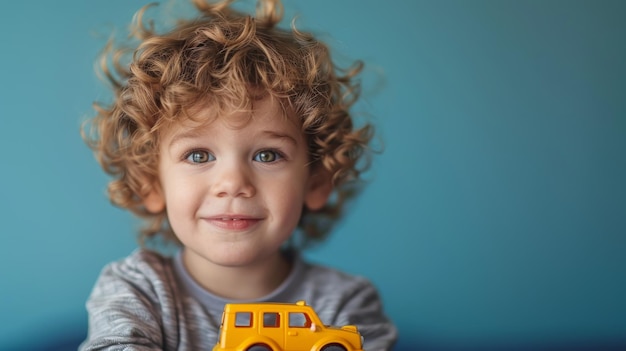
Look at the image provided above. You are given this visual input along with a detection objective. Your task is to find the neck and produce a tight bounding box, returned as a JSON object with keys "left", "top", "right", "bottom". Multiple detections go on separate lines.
{"left": 182, "top": 249, "right": 292, "bottom": 300}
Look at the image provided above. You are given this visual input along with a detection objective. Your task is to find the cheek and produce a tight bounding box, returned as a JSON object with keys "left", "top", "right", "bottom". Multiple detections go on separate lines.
{"left": 162, "top": 177, "right": 201, "bottom": 221}
{"left": 267, "top": 174, "right": 308, "bottom": 217}
{"left": 269, "top": 194, "right": 304, "bottom": 233}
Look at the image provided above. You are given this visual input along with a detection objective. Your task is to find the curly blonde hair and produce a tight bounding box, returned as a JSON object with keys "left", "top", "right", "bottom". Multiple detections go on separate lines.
{"left": 83, "top": 0, "right": 373, "bottom": 247}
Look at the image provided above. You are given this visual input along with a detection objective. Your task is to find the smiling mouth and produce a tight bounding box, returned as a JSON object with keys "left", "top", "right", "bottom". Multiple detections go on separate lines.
{"left": 205, "top": 216, "right": 261, "bottom": 230}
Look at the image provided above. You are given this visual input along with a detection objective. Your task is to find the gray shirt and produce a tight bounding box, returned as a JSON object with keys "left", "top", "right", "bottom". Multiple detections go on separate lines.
{"left": 80, "top": 249, "right": 397, "bottom": 350}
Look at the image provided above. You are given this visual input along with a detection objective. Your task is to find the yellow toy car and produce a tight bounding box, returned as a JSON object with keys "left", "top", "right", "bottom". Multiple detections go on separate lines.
{"left": 212, "top": 300, "right": 364, "bottom": 351}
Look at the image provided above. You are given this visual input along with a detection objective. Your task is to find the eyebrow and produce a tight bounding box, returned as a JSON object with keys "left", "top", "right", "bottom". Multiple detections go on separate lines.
{"left": 261, "top": 130, "right": 299, "bottom": 146}
{"left": 167, "top": 128, "right": 206, "bottom": 148}
{"left": 166, "top": 128, "right": 299, "bottom": 148}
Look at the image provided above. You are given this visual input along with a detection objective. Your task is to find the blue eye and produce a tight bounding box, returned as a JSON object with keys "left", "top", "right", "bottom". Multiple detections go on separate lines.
{"left": 186, "top": 151, "right": 214, "bottom": 163}
{"left": 254, "top": 150, "right": 281, "bottom": 163}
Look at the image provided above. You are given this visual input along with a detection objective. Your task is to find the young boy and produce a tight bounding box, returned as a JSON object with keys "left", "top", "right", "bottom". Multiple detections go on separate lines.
{"left": 80, "top": 0, "right": 397, "bottom": 350}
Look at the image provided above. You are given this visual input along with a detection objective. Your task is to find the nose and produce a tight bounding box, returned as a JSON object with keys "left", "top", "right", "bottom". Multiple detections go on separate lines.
{"left": 211, "top": 160, "right": 256, "bottom": 198}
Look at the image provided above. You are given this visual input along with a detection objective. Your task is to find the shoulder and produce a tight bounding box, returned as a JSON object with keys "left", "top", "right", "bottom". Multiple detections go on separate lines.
{"left": 89, "top": 249, "right": 177, "bottom": 300}
{"left": 290, "top": 258, "right": 383, "bottom": 315}
{"left": 105, "top": 248, "right": 173, "bottom": 276}
{"left": 298, "top": 258, "right": 375, "bottom": 296}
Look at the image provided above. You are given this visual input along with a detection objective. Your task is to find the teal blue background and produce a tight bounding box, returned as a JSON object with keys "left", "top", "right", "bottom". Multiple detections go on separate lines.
{"left": 1, "top": 0, "right": 625, "bottom": 349}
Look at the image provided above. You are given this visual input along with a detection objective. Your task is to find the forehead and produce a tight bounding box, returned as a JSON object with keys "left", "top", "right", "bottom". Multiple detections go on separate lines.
{"left": 158, "top": 95, "right": 301, "bottom": 143}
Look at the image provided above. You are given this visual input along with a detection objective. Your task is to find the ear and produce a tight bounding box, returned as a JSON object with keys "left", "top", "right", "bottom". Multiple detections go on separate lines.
{"left": 304, "top": 169, "right": 333, "bottom": 211}
{"left": 143, "top": 182, "right": 165, "bottom": 213}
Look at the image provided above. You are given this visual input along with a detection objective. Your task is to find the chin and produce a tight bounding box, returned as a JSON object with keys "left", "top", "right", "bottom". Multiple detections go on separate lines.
{"left": 211, "top": 251, "right": 266, "bottom": 268}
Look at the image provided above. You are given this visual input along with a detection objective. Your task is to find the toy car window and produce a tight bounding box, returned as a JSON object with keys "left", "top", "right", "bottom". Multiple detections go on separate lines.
{"left": 235, "top": 312, "right": 252, "bottom": 327}
{"left": 288, "top": 312, "right": 311, "bottom": 328}
{"left": 263, "top": 312, "right": 280, "bottom": 327}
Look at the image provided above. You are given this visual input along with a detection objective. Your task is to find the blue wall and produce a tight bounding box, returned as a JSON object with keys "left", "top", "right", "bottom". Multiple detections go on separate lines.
{"left": 1, "top": 1, "right": 624, "bottom": 349}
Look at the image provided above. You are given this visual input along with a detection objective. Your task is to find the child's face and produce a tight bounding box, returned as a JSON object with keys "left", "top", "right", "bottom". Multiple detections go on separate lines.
{"left": 144, "top": 97, "right": 331, "bottom": 269}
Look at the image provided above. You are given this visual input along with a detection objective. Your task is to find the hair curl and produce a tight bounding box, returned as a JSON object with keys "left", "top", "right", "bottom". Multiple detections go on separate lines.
{"left": 83, "top": 0, "right": 373, "bottom": 247}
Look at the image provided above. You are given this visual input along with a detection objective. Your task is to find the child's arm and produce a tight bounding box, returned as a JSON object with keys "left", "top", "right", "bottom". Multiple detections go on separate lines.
{"left": 337, "top": 280, "right": 398, "bottom": 351}
{"left": 309, "top": 271, "right": 397, "bottom": 351}
{"left": 79, "top": 251, "right": 180, "bottom": 350}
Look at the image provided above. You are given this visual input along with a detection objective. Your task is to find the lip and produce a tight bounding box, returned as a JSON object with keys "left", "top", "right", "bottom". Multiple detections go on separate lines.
{"left": 203, "top": 215, "right": 262, "bottom": 231}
